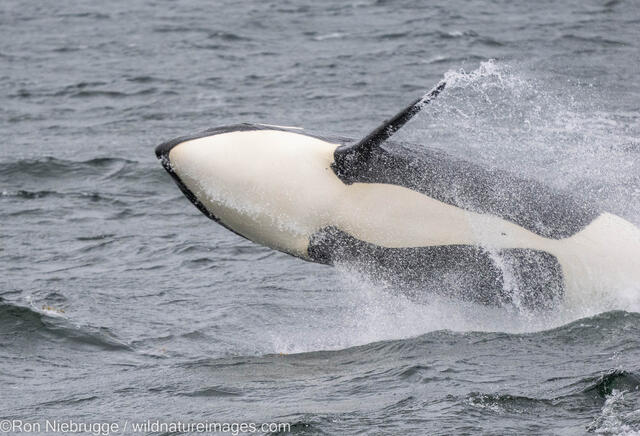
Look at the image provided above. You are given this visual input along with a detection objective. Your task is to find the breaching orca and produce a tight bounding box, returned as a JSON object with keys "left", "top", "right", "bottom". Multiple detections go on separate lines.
{"left": 156, "top": 81, "right": 640, "bottom": 309}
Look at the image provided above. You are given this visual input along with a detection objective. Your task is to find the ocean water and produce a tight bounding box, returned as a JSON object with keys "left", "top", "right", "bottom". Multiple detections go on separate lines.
{"left": 2, "top": 0, "right": 640, "bottom": 434}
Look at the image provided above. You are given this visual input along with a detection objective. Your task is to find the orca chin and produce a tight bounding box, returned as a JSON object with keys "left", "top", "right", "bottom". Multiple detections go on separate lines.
{"left": 155, "top": 81, "right": 640, "bottom": 309}
{"left": 155, "top": 128, "right": 227, "bottom": 226}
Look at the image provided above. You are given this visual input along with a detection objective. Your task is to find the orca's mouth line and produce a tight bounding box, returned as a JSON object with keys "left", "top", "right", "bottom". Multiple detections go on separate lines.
{"left": 156, "top": 151, "right": 251, "bottom": 241}
{"left": 158, "top": 155, "right": 220, "bottom": 223}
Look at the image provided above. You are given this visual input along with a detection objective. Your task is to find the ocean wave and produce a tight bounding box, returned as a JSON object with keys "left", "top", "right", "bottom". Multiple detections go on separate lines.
{"left": 9, "top": 82, "right": 159, "bottom": 99}
{"left": 582, "top": 370, "right": 640, "bottom": 399}
{"left": 465, "top": 392, "right": 554, "bottom": 414}
{"left": 559, "top": 34, "right": 629, "bottom": 47}
{"left": 0, "top": 156, "right": 167, "bottom": 187}
{"left": 0, "top": 299, "right": 131, "bottom": 352}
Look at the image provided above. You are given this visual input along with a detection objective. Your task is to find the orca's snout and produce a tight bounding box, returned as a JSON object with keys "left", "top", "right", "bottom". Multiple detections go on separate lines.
{"left": 155, "top": 136, "right": 185, "bottom": 161}
{"left": 154, "top": 130, "right": 233, "bottom": 227}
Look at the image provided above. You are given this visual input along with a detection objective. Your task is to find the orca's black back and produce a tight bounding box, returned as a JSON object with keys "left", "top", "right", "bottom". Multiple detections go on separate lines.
{"left": 332, "top": 140, "right": 599, "bottom": 239}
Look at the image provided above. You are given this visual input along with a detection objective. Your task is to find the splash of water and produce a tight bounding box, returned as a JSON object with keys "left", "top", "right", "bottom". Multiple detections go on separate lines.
{"left": 588, "top": 390, "right": 640, "bottom": 435}
{"left": 401, "top": 60, "right": 640, "bottom": 219}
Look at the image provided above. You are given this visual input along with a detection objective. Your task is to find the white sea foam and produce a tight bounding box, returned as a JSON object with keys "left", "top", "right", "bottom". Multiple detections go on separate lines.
{"left": 588, "top": 390, "right": 640, "bottom": 435}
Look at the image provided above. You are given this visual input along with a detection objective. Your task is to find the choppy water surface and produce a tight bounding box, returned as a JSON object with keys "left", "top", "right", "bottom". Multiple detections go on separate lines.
{"left": 2, "top": 0, "right": 640, "bottom": 434}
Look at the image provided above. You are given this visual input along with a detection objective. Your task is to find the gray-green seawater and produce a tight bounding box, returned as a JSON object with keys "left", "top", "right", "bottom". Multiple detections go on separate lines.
{"left": 2, "top": 0, "right": 640, "bottom": 434}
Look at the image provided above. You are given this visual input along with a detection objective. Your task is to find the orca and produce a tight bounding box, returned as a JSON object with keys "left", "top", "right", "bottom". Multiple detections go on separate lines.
{"left": 155, "top": 81, "right": 640, "bottom": 309}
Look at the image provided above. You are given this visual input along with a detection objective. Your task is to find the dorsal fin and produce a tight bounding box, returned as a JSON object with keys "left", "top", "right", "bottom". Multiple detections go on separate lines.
{"left": 333, "top": 80, "right": 446, "bottom": 177}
